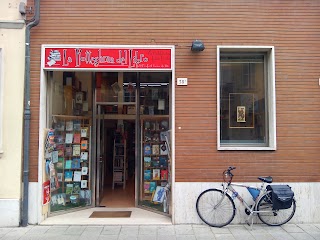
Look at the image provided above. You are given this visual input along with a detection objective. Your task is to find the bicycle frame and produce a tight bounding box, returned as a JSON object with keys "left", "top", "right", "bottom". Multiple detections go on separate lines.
{"left": 222, "top": 181, "right": 268, "bottom": 218}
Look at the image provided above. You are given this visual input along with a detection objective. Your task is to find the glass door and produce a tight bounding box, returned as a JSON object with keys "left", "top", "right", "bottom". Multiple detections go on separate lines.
{"left": 95, "top": 104, "right": 106, "bottom": 205}
{"left": 94, "top": 72, "right": 137, "bottom": 206}
{"left": 137, "top": 72, "right": 172, "bottom": 214}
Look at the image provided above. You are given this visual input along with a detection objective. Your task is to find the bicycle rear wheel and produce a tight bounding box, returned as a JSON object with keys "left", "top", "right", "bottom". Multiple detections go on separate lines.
{"left": 196, "top": 189, "right": 236, "bottom": 227}
{"left": 257, "top": 190, "right": 296, "bottom": 226}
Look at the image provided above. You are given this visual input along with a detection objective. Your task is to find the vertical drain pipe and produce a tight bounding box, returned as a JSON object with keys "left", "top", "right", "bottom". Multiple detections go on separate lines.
{"left": 21, "top": 0, "right": 40, "bottom": 227}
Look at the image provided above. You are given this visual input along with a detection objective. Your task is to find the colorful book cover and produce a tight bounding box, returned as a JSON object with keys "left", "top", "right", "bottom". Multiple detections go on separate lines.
{"left": 153, "top": 186, "right": 165, "bottom": 203}
{"left": 65, "top": 121, "right": 73, "bottom": 131}
{"left": 81, "top": 151, "right": 88, "bottom": 161}
{"left": 151, "top": 157, "right": 160, "bottom": 167}
{"left": 73, "top": 171, "right": 82, "bottom": 182}
{"left": 65, "top": 133, "right": 73, "bottom": 144}
{"left": 56, "top": 161, "right": 63, "bottom": 170}
{"left": 144, "top": 182, "right": 150, "bottom": 193}
{"left": 152, "top": 133, "right": 159, "bottom": 142}
{"left": 144, "top": 121, "right": 151, "bottom": 130}
{"left": 159, "top": 156, "right": 167, "bottom": 167}
{"left": 71, "top": 158, "right": 81, "bottom": 169}
{"left": 144, "top": 169, "right": 151, "bottom": 180}
{"left": 161, "top": 169, "right": 168, "bottom": 180}
{"left": 65, "top": 183, "right": 73, "bottom": 195}
{"left": 58, "top": 156, "right": 64, "bottom": 164}
{"left": 54, "top": 121, "right": 65, "bottom": 131}
{"left": 57, "top": 145, "right": 65, "bottom": 157}
{"left": 57, "top": 173, "right": 63, "bottom": 182}
{"left": 144, "top": 132, "right": 152, "bottom": 142}
{"left": 160, "top": 131, "right": 167, "bottom": 141}
{"left": 81, "top": 166, "right": 88, "bottom": 175}
{"left": 54, "top": 135, "right": 64, "bottom": 144}
{"left": 160, "top": 120, "right": 169, "bottom": 130}
{"left": 149, "top": 182, "right": 156, "bottom": 192}
{"left": 144, "top": 144, "right": 151, "bottom": 155}
{"left": 65, "top": 171, "right": 73, "bottom": 182}
{"left": 81, "top": 180, "right": 88, "bottom": 189}
{"left": 81, "top": 139, "right": 88, "bottom": 150}
{"left": 65, "top": 147, "right": 72, "bottom": 157}
{"left": 73, "top": 145, "right": 81, "bottom": 156}
{"left": 81, "top": 127, "right": 88, "bottom": 137}
{"left": 73, "top": 120, "right": 81, "bottom": 131}
{"left": 73, "top": 133, "right": 81, "bottom": 144}
{"left": 73, "top": 182, "right": 81, "bottom": 194}
{"left": 65, "top": 160, "right": 72, "bottom": 169}
{"left": 153, "top": 169, "right": 160, "bottom": 180}
{"left": 50, "top": 177, "right": 56, "bottom": 192}
{"left": 152, "top": 145, "right": 160, "bottom": 155}
{"left": 160, "top": 144, "right": 168, "bottom": 155}
{"left": 51, "top": 151, "right": 59, "bottom": 163}
{"left": 144, "top": 157, "right": 151, "bottom": 167}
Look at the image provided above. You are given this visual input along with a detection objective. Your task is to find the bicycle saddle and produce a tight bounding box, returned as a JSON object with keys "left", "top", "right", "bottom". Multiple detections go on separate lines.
{"left": 258, "top": 176, "right": 273, "bottom": 183}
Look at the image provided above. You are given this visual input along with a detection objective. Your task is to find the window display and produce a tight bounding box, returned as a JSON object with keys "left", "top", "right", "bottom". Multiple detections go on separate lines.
{"left": 140, "top": 117, "right": 170, "bottom": 213}
{"left": 46, "top": 116, "right": 91, "bottom": 212}
{"left": 219, "top": 53, "right": 267, "bottom": 146}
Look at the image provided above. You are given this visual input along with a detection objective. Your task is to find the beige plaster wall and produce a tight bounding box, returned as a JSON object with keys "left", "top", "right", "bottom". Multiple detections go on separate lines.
{"left": 0, "top": 0, "right": 26, "bottom": 21}
{"left": 0, "top": 0, "right": 25, "bottom": 200}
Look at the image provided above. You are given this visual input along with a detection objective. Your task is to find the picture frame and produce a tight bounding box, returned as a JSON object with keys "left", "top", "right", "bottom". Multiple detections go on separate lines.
{"left": 229, "top": 93, "right": 254, "bottom": 128}
{"left": 237, "top": 106, "right": 246, "bottom": 122}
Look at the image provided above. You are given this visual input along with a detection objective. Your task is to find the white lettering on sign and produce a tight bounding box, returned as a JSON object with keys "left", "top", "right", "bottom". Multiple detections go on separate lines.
{"left": 177, "top": 78, "right": 188, "bottom": 86}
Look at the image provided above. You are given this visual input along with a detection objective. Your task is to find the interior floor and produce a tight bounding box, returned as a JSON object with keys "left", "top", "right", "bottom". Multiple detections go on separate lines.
{"left": 100, "top": 176, "right": 135, "bottom": 207}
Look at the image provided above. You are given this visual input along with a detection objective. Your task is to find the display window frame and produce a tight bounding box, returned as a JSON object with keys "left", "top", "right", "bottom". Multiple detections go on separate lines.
{"left": 38, "top": 44, "right": 176, "bottom": 219}
{"left": 217, "top": 46, "right": 276, "bottom": 151}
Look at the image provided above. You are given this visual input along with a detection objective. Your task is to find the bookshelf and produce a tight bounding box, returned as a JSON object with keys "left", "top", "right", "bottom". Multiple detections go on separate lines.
{"left": 48, "top": 115, "right": 92, "bottom": 212}
{"left": 113, "top": 134, "right": 127, "bottom": 189}
{"left": 142, "top": 118, "right": 170, "bottom": 204}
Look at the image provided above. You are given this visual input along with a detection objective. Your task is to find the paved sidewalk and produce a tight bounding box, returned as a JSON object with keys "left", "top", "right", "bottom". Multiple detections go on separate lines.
{"left": 0, "top": 223, "right": 320, "bottom": 240}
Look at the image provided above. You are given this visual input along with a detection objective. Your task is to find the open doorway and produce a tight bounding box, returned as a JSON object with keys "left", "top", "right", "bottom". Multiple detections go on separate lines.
{"left": 97, "top": 118, "right": 136, "bottom": 207}
{"left": 95, "top": 71, "right": 172, "bottom": 214}
{"left": 95, "top": 72, "right": 137, "bottom": 207}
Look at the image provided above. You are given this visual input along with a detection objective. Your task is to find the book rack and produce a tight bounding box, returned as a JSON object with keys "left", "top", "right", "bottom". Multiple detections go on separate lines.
{"left": 47, "top": 115, "right": 92, "bottom": 212}
{"left": 112, "top": 133, "right": 127, "bottom": 189}
{"left": 142, "top": 118, "right": 170, "bottom": 204}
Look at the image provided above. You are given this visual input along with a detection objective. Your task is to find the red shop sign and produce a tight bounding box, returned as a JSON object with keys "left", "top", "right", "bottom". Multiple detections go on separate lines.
{"left": 44, "top": 47, "right": 172, "bottom": 69}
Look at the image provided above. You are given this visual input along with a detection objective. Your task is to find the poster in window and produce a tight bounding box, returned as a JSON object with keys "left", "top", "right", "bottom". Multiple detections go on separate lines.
{"left": 237, "top": 106, "right": 246, "bottom": 122}
{"left": 229, "top": 93, "right": 254, "bottom": 128}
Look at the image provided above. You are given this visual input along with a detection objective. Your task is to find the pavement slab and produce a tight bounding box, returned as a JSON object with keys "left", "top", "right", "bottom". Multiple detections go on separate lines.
{"left": 0, "top": 223, "right": 319, "bottom": 240}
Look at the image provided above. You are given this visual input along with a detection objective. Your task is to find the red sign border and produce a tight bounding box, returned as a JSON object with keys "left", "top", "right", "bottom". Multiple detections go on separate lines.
{"left": 42, "top": 45, "right": 174, "bottom": 70}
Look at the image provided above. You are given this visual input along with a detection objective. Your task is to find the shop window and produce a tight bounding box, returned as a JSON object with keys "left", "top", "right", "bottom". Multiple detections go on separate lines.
{"left": 0, "top": 49, "right": 3, "bottom": 155}
{"left": 217, "top": 46, "right": 276, "bottom": 150}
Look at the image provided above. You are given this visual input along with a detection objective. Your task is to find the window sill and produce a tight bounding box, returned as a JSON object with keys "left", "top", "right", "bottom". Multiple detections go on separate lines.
{"left": 218, "top": 146, "right": 276, "bottom": 151}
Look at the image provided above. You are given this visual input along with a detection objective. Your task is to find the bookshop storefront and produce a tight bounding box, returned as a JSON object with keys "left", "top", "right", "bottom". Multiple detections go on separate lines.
{"left": 40, "top": 45, "right": 175, "bottom": 219}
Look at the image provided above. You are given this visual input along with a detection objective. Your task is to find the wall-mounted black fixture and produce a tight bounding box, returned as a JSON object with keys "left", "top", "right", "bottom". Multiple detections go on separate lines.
{"left": 191, "top": 40, "right": 205, "bottom": 52}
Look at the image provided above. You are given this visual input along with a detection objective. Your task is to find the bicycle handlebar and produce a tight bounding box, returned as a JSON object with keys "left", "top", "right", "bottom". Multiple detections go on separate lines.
{"left": 223, "top": 166, "right": 236, "bottom": 183}
{"left": 228, "top": 166, "right": 236, "bottom": 171}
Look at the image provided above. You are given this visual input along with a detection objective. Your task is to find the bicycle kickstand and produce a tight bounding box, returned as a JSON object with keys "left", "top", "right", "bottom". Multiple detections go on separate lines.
{"left": 245, "top": 214, "right": 255, "bottom": 230}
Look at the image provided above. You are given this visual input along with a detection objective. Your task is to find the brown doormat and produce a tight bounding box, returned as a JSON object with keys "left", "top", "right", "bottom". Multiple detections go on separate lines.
{"left": 89, "top": 211, "right": 132, "bottom": 218}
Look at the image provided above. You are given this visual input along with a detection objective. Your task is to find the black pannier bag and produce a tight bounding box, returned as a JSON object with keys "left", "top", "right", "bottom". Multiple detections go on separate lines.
{"left": 266, "top": 185, "right": 294, "bottom": 210}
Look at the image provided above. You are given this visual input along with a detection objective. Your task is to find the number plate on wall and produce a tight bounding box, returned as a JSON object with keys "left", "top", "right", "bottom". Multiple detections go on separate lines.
{"left": 177, "top": 78, "right": 188, "bottom": 86}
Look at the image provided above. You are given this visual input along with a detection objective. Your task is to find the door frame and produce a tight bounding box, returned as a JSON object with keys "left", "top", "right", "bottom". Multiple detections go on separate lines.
{"left": 39, "top": 44, "right": 175, "bottom": 223}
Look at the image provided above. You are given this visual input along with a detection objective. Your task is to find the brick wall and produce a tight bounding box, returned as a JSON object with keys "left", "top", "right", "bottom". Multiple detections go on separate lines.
{"left": 29, "top": 0, "right": 320, "bottom": 182}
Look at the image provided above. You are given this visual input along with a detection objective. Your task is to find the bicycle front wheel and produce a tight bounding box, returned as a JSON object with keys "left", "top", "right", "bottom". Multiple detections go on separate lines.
{"left": 257, "top": 190, "right": 296, "bottom": 226}
{"left": 196, "top": 189, "right": 236, "bottom": 227}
